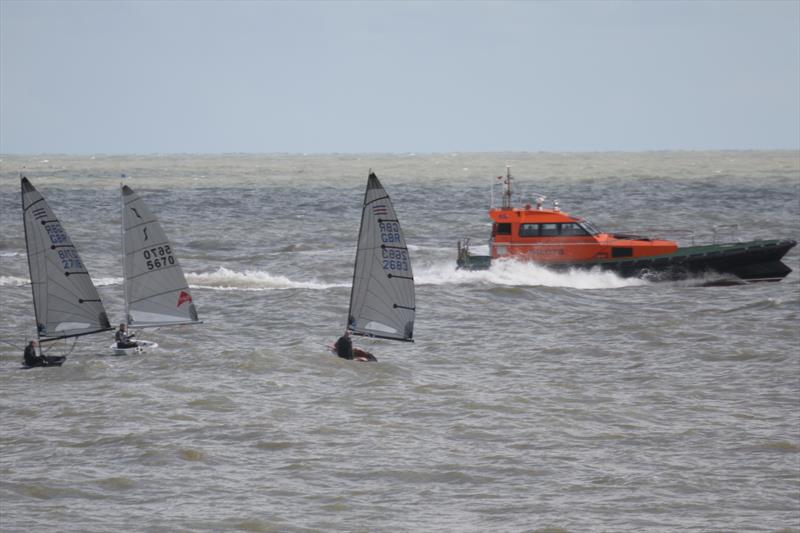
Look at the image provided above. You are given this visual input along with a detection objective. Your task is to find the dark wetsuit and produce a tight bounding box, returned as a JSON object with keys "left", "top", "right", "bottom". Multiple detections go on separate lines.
{"left": 334, "top": 335, "right": 354, "bottom": 360}
{"left": 115, "top": 329, "right": 138, "bottom": 349}
{"left": 24, "top": 344, "right": 44, "bottom": 367}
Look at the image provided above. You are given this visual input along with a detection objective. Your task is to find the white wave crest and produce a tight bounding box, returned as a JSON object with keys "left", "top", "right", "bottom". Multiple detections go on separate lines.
{"left": 414, "top": 260, "right": 649, "bottom": 290}
{"left": 186, "top": 266, "right": 346, "bottom": 291}
{"left": 0, "top": 276, "right": 29, "bottom": 287}
{"left": 1, "top": 275, "right": 122, "bottom": 287}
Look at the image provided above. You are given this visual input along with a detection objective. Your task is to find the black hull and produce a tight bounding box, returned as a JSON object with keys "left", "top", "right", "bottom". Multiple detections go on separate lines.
{"left": 21, "top": 355, "right": 66, "bottom": 369}
{"left": 457, "top": 239, "right": 797, "bottom": 282}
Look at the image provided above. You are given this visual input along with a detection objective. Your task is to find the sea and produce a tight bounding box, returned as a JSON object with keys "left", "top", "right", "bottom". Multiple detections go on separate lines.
{"left": 0, "top": 152, "right": 798, "bottom": 532}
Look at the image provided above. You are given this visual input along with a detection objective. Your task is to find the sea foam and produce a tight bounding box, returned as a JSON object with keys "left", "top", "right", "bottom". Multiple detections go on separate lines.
{"left": 414, "top": 260, "right": 649, "bottom": 290}
{"left": 186, "top": 266, "right": 346, "bottom": 291}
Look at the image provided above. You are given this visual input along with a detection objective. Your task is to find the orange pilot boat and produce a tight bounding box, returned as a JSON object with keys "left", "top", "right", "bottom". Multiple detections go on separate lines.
{"left": 457, "top": 168, "right": 796, "bottom": 282}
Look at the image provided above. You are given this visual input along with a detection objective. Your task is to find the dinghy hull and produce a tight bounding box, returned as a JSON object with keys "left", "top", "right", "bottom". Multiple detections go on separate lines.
{"left": 110, "top": 340, "right": 159, "bottom": 356}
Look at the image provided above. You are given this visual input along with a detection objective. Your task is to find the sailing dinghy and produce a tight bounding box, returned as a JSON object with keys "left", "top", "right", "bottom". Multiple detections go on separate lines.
{"left": 112, "top": 184, "right": 200, "bottom": 355}
{"left": 21, "top": 177, "right": 112, "bottom": 366}
{"left": 331, "top": 171, "right": 415, "bottom": 362}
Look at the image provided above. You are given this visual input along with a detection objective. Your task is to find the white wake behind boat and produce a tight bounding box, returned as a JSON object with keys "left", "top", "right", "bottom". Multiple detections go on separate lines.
{"left": 114, "top": 183, "right": 201, "bottom": 354}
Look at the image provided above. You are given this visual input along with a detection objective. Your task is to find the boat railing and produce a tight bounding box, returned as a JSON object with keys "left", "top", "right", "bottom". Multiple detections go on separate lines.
{"left": 614, "top": 225, "right": 740, "bottom": 246}
{"left": 710, "top": 224, "right": 740, "bottom": 244}
{"left": 651, "top": 225, "right": 740, "bottom": 246}
{"left": 636, "top": 228, "right": 697, "bottom": 246}
{"left": 606, "top": 227, "right": 696, "bottom": 245}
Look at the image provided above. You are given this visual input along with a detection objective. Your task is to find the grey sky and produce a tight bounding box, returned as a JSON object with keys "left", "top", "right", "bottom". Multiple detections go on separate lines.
{"left": 1, "top": 0, "right": 798, "bottom": 154}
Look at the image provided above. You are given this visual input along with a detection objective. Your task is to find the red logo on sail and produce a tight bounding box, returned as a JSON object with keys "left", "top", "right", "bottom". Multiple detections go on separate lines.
{"left": 177, "top": 291, "right": 192, "bottom": 307}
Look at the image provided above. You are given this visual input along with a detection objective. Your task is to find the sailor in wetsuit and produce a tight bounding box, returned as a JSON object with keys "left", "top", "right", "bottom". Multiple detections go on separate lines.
{"left": 23, "top": 340, "right": 65, "bottom": 367}
{"left": 115, "top": 323, "right": 139, "bottom": 349}
{"left": 334, "top": 330, "right": 354, "bottom": 360}
{"left": 23, "top": 340, "right": 45, "bottom": 367}
{"left": 334, "top": 330, "right": 377, "bottom": 362}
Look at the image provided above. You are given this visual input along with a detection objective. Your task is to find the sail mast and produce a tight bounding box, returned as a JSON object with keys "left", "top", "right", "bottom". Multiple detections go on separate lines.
{"left": 346, "top": 169, "right": 372, "bottom": 331}
{"left": 120, "top": 179, "right": 129, "bottom": 325}
{"left": 20, "top": 174, "right": 42, "bottom": 345}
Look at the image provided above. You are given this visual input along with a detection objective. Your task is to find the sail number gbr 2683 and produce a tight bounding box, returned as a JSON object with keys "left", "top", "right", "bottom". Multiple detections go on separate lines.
{"left": 143, "top": 245, "right": 175, "bottom": 271}
{"left": 381, "top": 247, "right": 409, "bottom": 272}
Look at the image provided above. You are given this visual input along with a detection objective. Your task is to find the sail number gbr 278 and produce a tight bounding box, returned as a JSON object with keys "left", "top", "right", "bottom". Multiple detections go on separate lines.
{"left": 143, "top": 245, "right": 175, "bottom": 271}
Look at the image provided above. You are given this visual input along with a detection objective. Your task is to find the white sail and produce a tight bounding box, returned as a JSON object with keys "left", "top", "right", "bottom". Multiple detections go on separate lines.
{"left": 347, "top": 172, "right": 415, "bottom": 342}
{"left": 122, "top": 185, "right": 199, "bottom": 328}
{"left": 21, "top": 177, "right": 111, "bottom": 341}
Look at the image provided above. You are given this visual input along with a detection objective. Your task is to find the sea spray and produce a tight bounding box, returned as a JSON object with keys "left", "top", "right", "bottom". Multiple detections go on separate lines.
{"left": 185, "top": 266, "right": 347, "bottom": 291}
{"left": 414, "top": 259, "right": 649, "bottom": 290}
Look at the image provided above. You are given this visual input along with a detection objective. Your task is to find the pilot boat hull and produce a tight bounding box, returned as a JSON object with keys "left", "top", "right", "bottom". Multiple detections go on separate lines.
{"left": 457, "top": 238, "right": 796, "bottom": 282}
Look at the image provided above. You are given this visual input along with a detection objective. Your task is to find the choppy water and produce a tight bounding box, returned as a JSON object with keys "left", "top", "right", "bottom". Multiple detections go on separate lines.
{"left": 1, "top": 152, "right": 799, "bottom": 532}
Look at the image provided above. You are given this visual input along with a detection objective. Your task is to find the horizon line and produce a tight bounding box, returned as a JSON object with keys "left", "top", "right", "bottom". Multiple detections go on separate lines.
{"left": 1, "top": 148, "right": 799, "bottom": 158}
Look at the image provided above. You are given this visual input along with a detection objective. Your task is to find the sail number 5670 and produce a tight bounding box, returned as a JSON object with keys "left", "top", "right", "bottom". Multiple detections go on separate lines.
{"left": 143, "top": 245, "right": 175, "bottom": 270}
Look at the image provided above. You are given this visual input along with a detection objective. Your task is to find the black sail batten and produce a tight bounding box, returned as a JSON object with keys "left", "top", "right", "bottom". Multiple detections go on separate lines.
{"left": 39, "top": 327, "right": 113, "bottom": 344}
{"left": 350, "top": 330, "right": 415, "bottom": 343}
{"left": 346, "top": 171, "right": 416, "bottom": 343}
{"left": 364, "top": 195, "right": 390, "bottom": 206}
{"left": 21, "top": 177, "right": 112, "bottom": 343}
{"left": 126, "top": 263, "right": 181, "bottom": 282}
{"left": 23, "top": 196, "right": 46, "bottom": 211}
{"left": 127, "top": 285, "right": 192, "bottom": 305}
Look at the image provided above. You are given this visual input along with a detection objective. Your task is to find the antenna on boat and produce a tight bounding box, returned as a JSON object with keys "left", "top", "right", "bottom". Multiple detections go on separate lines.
{"left": 502, "top": 166, "right": 513, "bottom": 209}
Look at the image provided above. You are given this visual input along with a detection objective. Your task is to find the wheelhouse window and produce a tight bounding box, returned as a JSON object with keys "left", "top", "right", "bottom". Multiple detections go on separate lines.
{"left": 519, "top": 223, "right": 539, "bottom": 237}
{"left": 519, "top": 222, "right": 591, "bottom": 237}
{"left": 493, "top": 223, "right": 511, "bottom": 236}
{"left": 560, "top": 223, "right": 589, "bottom": 236}
{"left": 540, "top": 223, "right": 559, "bottom": 236}
{"left": 578, "top": 219, "right": 601, "bottom": 235}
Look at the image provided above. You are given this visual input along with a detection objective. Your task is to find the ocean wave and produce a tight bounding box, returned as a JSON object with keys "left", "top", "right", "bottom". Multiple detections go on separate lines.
{"left": 186, "top": 266, "right": 347, "bottom": 291}
{"left": 0, "top": 276, "right": 29, "bottom": 287}
{"left": 185, "top": 239, "right": 239, "bottom": 252}
{"left": 414, "top": 260, "right": 649, "bottom": 290}
{"left": 1, "top": 275, "right": 121, "bottom": 287}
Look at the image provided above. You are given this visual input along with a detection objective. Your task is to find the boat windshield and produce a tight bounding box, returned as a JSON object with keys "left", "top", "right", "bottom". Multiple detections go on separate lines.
{"left": 578, "top": 219, "right": 602, "bottom": 235}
